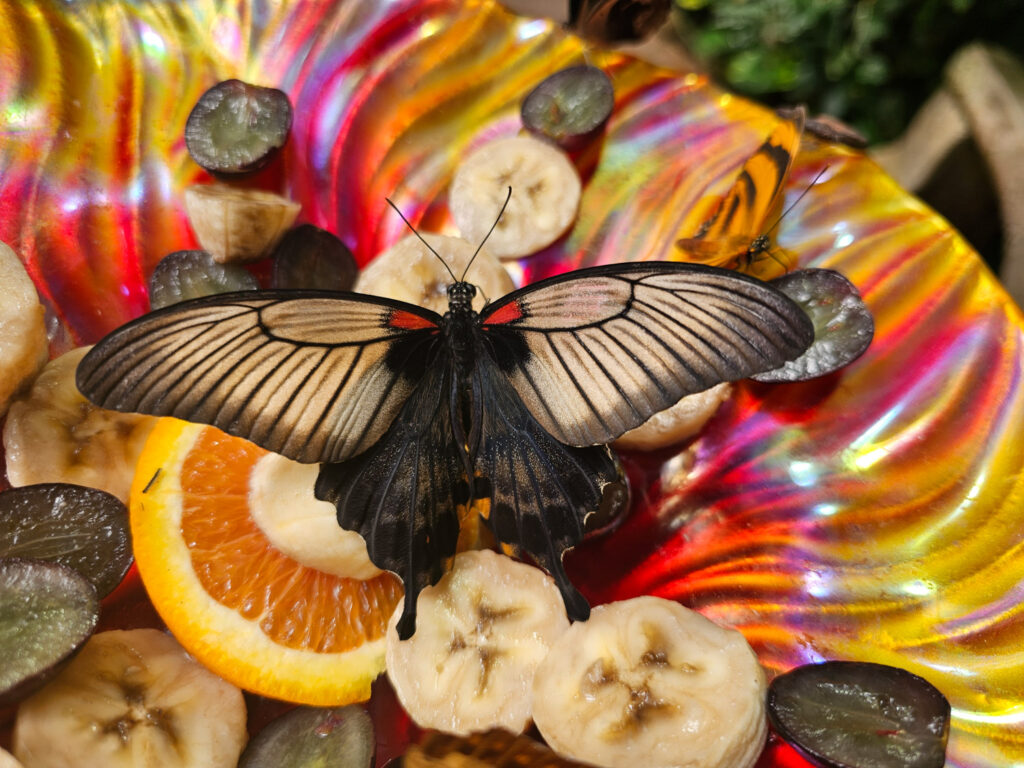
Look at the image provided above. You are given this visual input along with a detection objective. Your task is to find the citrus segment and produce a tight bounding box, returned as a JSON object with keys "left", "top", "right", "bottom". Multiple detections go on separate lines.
{"left": 130, "top": 418, "right": 403, "bottom": 705}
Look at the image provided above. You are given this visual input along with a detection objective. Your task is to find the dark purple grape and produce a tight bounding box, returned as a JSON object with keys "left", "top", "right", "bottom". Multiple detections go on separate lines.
{"left": 271, "top": 225, "right": 358, "bottom": 291}
{"left": 0, "top": 558, "right": 99, "bottom": 706}
{"left": 521, "top": 66, "right": 614, "bottom": 151}
{"left": 768, "top": 661, "right": 950, "bottom": 768}
{"left": 0, "top": 484, "right": 132, "bottom": 597}
{"left": 185, "top": 79, "right": 292, "bottom": 175}
{"left": 238, "top": 705, "right": 374, "bottom": 768}
{"left": 149, "top": 249, "right": 259, "bottom": 309}
{"left": 753, "top": 268, "right": 874, "bottom": 383}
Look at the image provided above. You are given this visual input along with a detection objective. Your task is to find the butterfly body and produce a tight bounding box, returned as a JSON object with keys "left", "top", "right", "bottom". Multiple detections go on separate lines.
{"left": 78, "top": 262, "right": 815, "bottom": 638}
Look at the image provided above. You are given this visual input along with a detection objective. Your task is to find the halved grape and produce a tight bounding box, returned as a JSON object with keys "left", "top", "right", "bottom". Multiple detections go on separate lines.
{"left": 0, "top": 483, "right": 132, "bottom": 597}
{"left": 185, "top": 79, "right": 293, "bottom": 175}
{"left": 768, "top": 661, "right": 950, "bottom": 768}
{"left": 238, "top": 705, "right": 374, "bottom": 768}
{"left": 0, "top": 558, "right": 99, "bottom": 706}
{"left": 149, "top": 249, "right": 259, "bottom": 309}
{"left": 521, "top": 65, "right": 614, "bottom": 150}
{"left": 271, "top": 224, "right": 358, "bottom": 291}
{"left": 753, "top": 268, "right": 874, "bottom": 383}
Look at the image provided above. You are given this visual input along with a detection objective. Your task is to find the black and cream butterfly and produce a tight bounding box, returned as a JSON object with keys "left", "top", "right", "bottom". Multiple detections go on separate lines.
{"left": 77, "top": 260, "right": 813, "bottom": 638}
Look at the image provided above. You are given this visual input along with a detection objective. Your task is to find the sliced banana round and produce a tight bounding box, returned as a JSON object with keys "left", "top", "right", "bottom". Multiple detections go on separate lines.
{"left": 449, "top": 135, "right": 581, "bottom": 259}
{"left": 355, "top": 233, "right": 514, "bottom": 314}
{"left": 249, "top": 451, "right": 382, "bottom": 580}
{"left": 184, "top": 183, "right": 300, "bottom": 263}
{"left": 0, "top": 748, "right": 24, "bottom": 768}
{"left": 532, "top": 596, "right": 767, "bottom": 768}
{"left": 613, "top": 383, "right": 732, "bottom": 451}
{"left": 0, "top": 240, "right": 48, "bottom": 418}
{"left": 13, "top": 629, "right": 248, "bottom": 768}
{"left": 385, "top": 549, "right": 570, "bottom": 736}
{"left": 2, "top": 347, "right": 157, "bottom": 502}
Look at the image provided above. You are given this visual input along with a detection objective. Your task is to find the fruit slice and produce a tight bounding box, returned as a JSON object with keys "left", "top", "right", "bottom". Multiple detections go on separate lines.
{"left": 521, "top": 65, "right": 615, "bottom": 151}
{"left": 130, "top": 418, "right": 403, "bottom": 705}
{"left": 532, "top": 595, "right": 767, "bottom": 768}
{"left": 355, "top": 233, "right": 514, "bottom": 314}
{"left": 238, "top": 705, "right": 374, "bottom": 768}
{"left": 271, "top": 224, "right": 358, "bottom": 291}
{"left": 185, "top": 79, "right": 292, "bottom": 175}
{"left": 0, "top": 483, "right": 131, "bottom": 597}
{"left": 13, "top": 628, "right": 248, "bottom": 768}
{"left": 753, "top": 269, "right": 874, "bottom": 382}
{"left": 385, "top": 549, "right": 570, "bottom": 736}
{"left": 613, "top": 382, "right": 732, "bottom": 451}
{"left": 184, "top": 183, "right": 301, "bottom": 263}
{"left": 148, "top": 249, "right": 259, "bottom": 309}
{"left": 767, "top": 661, "right": 950, "bottom": 768}
{"left": 0, "top": 748, "right": 24, "bottom": 768}
{"left": 2, "top": 347, "right": 157, "bottom": 502}
{"left": 0, "top": 240, "right": 48, "bottom": 419}
{"left": 0, "top": 558, "right": 99, "bottom": 707}
{"left": 449, "top": 135, "right": 581, "bottom": 259}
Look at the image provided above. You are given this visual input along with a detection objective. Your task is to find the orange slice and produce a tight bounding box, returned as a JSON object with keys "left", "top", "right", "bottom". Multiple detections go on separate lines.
{"left": 129, "top": 418, "right": 403, "bottom": 705}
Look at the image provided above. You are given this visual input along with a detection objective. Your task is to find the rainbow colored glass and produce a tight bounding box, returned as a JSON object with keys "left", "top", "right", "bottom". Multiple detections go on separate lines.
{"left": 2, "top": 1, "right": 1023, "bottom": 765}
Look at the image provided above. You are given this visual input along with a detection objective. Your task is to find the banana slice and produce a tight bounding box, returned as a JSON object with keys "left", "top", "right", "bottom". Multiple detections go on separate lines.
{"left": 356, "top": 233, "right": 514, "bottom": 314}
{"left": 613, "top": 383, "right": 732, "bottom": 451}
{"left": 532, "top": 596, "right": 767, "bottom": 768}
{"left": 13, "top": 629, "right": 248, "bottom": 768}
{"left": 449, "top": 135, "right": 581, "bottom": 259}
{"left": 0, "top": 748, "right": 24, "bottom": 768}
{"left": 2, "top": 347, "right": 157, "bottom": 502}
{"left": 0, "top": 240, "right": 48, "bottom": 418}
{"left": 385, "top": 549, "right": 570, "bottom": 736}
{"left": 184, "top": 183, "right": 300, "bottom": 263}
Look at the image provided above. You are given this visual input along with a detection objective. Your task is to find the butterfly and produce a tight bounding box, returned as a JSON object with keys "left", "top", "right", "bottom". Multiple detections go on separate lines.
{"left": 675, "top": 107, "right": 805, "bottom": 278}
{"left": 77, "top": 231, "right": 814, "bottom": 640}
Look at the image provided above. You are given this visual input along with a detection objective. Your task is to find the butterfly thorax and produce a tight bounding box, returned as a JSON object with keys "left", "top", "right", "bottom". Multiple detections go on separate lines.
{"left": 748, "top": 233, "right": 771, "bottom": 256}
{"left": 443, "top": 281, "right": 481, "bottom": 373}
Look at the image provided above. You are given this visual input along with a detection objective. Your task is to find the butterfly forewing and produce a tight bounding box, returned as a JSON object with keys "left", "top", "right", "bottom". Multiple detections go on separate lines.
{"left": 76, "top": 291, "right": 442, "bottom": 464}
{"left": 480, "top": 262, "right": 814, "bottom": 447}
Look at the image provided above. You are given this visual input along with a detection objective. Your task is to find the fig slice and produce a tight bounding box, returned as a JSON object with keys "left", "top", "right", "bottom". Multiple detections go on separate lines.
{"left": 149, "top": 249, "right": 260, "bottom": 309}
{"left": 753, "top": 268, "right": 874, "bottom": 383}
{"left": 0, "top": 558, "right": 99, "bottom": 706}
{"left": 271, "top": 224, "right": 358, "bottom": 291}
{"left": 185, "top": 79, "right": 293, "bottom": 175}
{"left": 0, "top": 483, "right": 132, "bottom": 597}
{"left": 521, "top": 65, "right": 614, "bottom": 151}
{"left": 767, "top": 661, "right": 950, "bottom": 768}
{"left": 238, "top": 705, "right": 374, "bottom": 768}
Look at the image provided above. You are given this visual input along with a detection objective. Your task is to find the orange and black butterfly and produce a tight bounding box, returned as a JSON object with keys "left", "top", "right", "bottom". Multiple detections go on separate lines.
{"left": 675, "top": 107, "right": 805, "bottom": 279}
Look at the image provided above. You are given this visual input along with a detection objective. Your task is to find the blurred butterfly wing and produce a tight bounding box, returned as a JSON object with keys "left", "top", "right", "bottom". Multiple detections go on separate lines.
{"left": 76, "top": 290, "right": 442, "bottom": 464}
{"left": 479, "top": 262, "right": 814, "bottom": 447}
{"left": 674, "top": 234, "right": 752, "bottom": 267}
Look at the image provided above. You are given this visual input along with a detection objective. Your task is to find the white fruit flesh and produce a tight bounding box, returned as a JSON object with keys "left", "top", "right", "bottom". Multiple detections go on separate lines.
{"left": 386, "top": 550, "right": 569, "bottom": 736}
{"left": 184, "top": 183, "right": 300, "bottom": 263}
{"left": 0, "top": 748, "right": 24, "bottom": 768}
{"left": 0, "top": 241, "right": 48, "bottom": 418}
{"left": 532, "top": 596, "right": 767, "bottom": 768}
{"left": 613, "top": 383, "right": 732, "bottom": 451}
{"left": 13, "top": 629, "right": 247, "bottom": 768}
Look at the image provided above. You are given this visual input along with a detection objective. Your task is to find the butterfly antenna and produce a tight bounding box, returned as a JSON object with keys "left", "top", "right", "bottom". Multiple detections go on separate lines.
{"left": 386, "top": 197, "right": 459, "bottom": 284}
{"left": 763, "top": 165, "right": 830, "bottom": 237}
{"left": 461, "top": 186, "right": 512, "bottom": 282}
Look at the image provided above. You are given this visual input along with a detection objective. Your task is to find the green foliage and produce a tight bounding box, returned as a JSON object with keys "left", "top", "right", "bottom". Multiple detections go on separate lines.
{"left": 675, "top": 0, "right": 1024, "bottom": 143}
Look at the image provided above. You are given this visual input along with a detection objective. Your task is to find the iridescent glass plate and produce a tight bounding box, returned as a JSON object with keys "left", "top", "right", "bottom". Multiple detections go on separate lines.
{"left": 1, "top": 1, "right": 1022, "bottom": 766}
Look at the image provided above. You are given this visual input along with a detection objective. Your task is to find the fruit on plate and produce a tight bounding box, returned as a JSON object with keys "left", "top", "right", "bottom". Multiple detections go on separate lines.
{"left": 0, "top": 558, "right": 99, "bottom": 707}
{"left": 185, "top": 79, "right": 293, "bottom": 176}
{"left": 532, "top": 595, "right": 767, "bottom": 768}
{"left": 237, "top": 705, "right": 374, "bottom": 768}
{"left": 521, "top": 65, "right": 615, "bottom": 151}
{"left": 0, "top": 748, "right": 23, "bottom": 768}
{"left": 148, "top": 249, "right": 259, "bottom": 310}
{"left": 130, "top": 418, "right": 402, "bottom": 705}
{"left": 0, "top": 240, "right": 48, "bottom": 418}
{"left": 2, "top": 347, "right": 157, "bottom": 503}
{"left": 449, "top": 135, "right": 581, "bottom": 259}
{"left": 0, "top": 483, "right": 132, "bottom": 597}
{"left": 613, "top": 382, "right": 732, "bottom": 450}
{"left": 271, "top": 224, "right": 359, "bottom": 292}
{"left": 355, "top": 232, "right": 514, "bottom": 314}
{"left": 385, "top": 549, "right": 570, "bottom": 735}
{"left": 404, "top": 729, "right": 590, "bottom": 767}
{"left": 183, "top": 183, "right": 301, "bottom": 263}
{"left": 13, "top": 629, "right": 247, "bottom": 768}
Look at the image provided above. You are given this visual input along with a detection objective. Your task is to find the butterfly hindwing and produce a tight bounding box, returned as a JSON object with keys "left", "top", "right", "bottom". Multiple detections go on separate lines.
{"left": 479, "top": 262, "right": 814, "bottom": 447}
{"left": 76, "top": 290, "right": 442, "bottom": 464}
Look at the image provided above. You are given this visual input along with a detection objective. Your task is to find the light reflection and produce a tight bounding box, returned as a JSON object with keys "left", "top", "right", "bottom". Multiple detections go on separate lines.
{"left": 788, "top": 460, "right": 818, "bottom": 487}
{"left": 903, "top": 579, "right": 935, "bottom": 597}
{"left": 516, "top": 18, "right": 548, "bottom": 40}
{"left": 953, "top": 705, "right": 1024, "bottom": 725}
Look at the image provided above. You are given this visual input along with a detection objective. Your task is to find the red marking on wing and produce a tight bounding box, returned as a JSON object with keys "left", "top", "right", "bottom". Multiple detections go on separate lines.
{"left": 484, "top": 301, "right": 524, "bottom": 326}
{"left": 388, "top": 309, "right": 437, "bottom": 330}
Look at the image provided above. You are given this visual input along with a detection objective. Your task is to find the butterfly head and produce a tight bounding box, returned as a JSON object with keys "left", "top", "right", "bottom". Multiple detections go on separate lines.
{"left": 447, "top": 281, "right": 477, "bottom": 313}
